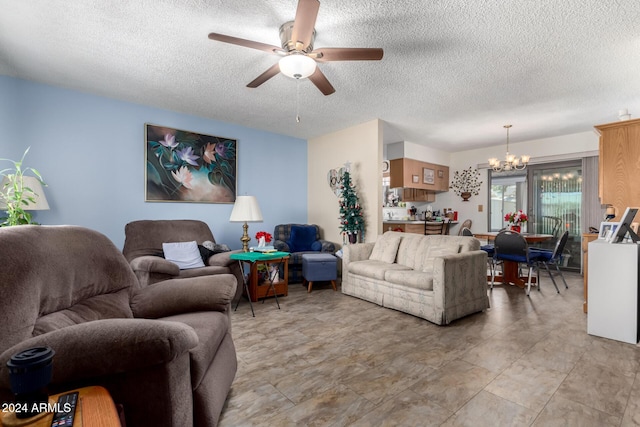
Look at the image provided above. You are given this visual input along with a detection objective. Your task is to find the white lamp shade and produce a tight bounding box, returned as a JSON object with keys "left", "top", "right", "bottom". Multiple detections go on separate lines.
{"left": 229, "top": 195, "right": 263, "bottom": 222}
{"left": 279, "top": 54, "right": 317, "bottom": 79}
{"left": 0, "top": 175, "right": 49, "bottom": 210}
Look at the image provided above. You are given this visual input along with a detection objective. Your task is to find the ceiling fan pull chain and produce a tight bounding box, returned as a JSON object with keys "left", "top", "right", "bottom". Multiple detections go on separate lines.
{"left": 296, "top": 79, "right": 301, "bottom": 123}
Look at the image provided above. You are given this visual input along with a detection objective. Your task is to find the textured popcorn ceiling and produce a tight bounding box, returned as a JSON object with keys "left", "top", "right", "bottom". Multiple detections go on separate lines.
{"left": 1, "top": 0, "right": 639, "bottom": 150}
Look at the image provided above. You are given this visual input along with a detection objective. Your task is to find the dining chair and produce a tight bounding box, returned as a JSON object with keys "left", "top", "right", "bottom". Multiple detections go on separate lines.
{"left": 493, "top": 230, "right": 540, "bottom": 296}
{"left": 469, "top": 229, "right": 500, "bottom": 280}
{"left": 530, "top": 230, "right": 569, "bottom": 292}
{"left": 457, "top": 219, "right": 472, "bottom": 235}
{"left": 424, "top": 221, "right": 447, "bottom": 235}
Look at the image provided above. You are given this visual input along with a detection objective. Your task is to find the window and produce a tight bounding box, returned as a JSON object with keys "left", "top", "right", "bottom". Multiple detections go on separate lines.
{"left": 489, "top": 172, "right": 527, "bottom": 231}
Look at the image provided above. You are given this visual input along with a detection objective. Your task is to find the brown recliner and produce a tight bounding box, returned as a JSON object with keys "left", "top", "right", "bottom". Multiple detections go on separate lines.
{"left": 122, "top": 219, "right": 243, "bottom": 302}
{"left": 0, "top": 225, "right": 237, "bottom": 427}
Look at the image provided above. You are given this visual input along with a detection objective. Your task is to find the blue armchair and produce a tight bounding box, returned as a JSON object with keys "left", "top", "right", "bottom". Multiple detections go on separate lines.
{"left": 273, "top": 224, "right": 336, "bottom": 283}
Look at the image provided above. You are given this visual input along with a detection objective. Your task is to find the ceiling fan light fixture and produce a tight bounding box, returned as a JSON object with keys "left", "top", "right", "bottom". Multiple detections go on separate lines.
{"left": 279, "top": 54, "right": 316, "bottom": 80}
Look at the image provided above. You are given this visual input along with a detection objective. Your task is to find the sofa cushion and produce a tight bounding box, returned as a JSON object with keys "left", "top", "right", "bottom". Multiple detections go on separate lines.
{"left": 422, "top": 244, "right": 460, "bottom": 272}
{"left": 348, "top": 259, "right": 411, "bottom": 280}
{"left": 288, "top": 225, "right": 318, "bottom": 252}
{"left": 396, "top": 233, "right": 431, "bottom": 270}
{"left": 33, "top": 291, "right": 134, "bottom": 336}
{"left": 385, "top": 269, "right": 435, "bottom": 290}
{"left": 163, "top": 241, "right": 206, "bottom": 269}
{"left": 369, "top": 232, "right": 402, "bottom": 263}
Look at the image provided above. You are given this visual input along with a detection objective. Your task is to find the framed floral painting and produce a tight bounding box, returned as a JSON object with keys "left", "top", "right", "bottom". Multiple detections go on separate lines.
{"left": 145, "top": 124, "right": 237, "bottom": 203}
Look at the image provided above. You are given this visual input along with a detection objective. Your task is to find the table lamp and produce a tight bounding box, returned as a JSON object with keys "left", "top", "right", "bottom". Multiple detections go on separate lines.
{"left": 0, "top": 176, "right": 50, "bottom": 224}
{"left": 229, "top": 195, "right": 263, "bottom": 252}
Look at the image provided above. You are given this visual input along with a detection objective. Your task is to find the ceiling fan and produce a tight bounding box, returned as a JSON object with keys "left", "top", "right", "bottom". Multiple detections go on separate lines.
{"left": 208, "top": 0, "right": 383, "bottom": 96}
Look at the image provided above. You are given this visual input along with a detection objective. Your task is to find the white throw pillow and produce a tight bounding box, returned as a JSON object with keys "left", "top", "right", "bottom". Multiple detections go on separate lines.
{"left": 162, "top": 241, "right": 205, "bottom": 270}
{"left": 422, "top": 244, "right": 460, "bottom": 272}
{"left": 369, "top": 233, "right": 402, "bottom": 263}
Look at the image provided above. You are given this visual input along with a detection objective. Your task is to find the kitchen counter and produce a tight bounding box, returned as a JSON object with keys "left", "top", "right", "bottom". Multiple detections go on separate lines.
{"left": 384, "top": 220, "right": 459, "bottom": 225}
{"left": 383, "top": 220, "right": 458, "bottom": 235}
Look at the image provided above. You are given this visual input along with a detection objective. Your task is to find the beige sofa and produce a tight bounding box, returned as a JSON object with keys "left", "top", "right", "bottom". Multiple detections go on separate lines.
{"left": 342, "top": 231, "right": 489, "bottom": 325}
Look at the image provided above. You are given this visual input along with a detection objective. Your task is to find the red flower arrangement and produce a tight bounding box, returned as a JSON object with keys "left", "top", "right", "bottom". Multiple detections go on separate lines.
{"left": 255, "top": 231, "right": 272, "bottom": 243}
{"left": 504, "top": 210, "right": 528, "bottom": 224}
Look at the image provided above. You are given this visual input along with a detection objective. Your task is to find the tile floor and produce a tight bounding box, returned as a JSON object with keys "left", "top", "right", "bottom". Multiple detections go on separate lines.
{"left": 220, "top": 272, "right": 640, "bottom": 426}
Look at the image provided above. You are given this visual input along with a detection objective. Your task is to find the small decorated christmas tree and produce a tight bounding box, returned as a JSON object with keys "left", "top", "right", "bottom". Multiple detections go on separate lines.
{"left": 338, "top": 163, "right": 365, "bottom": 244}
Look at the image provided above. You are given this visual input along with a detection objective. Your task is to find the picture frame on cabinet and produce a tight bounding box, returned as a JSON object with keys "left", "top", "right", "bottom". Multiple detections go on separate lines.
{"left": 438, "top": 170, "right": 444, "bottom": 178}
{"left": 598, "top": 221, "right": 614, "bottom": 239}
{"left": 423, "top": 168, "right": 435, "bottom": 184}
{"left": 412, "top": 175, "right": 419, "bottom": 183}
{"left": 606, "top": 223, "right": 621, "bottom": 242}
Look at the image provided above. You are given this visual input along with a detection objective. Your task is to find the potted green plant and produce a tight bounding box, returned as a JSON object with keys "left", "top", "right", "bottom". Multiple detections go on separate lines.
{"left": 450, "top": 167, "right": 482, "bottom": 201}
{"left": 0, "top": 147, "right": 47, "bottom": 226}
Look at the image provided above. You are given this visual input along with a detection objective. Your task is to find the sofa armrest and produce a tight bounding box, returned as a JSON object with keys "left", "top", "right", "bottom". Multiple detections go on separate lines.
{"left": 0, "top": 319, "right": 198, "bottom": 389}
{"left": 273, "top": 239, "right": 290, "bottom": 252}
{"left": 130, "top": 274, "right": 237, "bottom": 318}
{"left": 130, "top": 255, "right": 180, "bottom": 276}
{"left": 342, "top": 242, "right": 375, "bottom": 266}
{"left": 319, "top": 239, "right": 336, "bottom": 253}
{"left": 206, "top": 249, "right": 241, "bottom": 267}
{"left": 432, "top": 250, "right": 488, "bottom": 314}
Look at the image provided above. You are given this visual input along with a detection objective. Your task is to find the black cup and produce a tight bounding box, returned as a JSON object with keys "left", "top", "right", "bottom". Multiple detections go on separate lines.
{"left": 6, "top": 346, "right": 55, "bottom": 419}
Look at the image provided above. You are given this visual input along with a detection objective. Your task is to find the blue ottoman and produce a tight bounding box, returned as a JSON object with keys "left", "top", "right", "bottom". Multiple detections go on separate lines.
{"left": 302, "top": 253, "right": 337, "bottom": 293}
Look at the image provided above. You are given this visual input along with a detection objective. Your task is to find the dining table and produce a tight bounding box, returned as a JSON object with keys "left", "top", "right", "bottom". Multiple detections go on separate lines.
{"left": 473, "top": 232, "right": 554, "bottom": 288}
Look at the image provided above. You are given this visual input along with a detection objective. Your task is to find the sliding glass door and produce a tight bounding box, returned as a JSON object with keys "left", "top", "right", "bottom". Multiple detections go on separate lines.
{"left": 488, "top": 160, "right": 582, "bottom": 270}
{"left": 528, "top": 161, "right": 582, "bottom": 269}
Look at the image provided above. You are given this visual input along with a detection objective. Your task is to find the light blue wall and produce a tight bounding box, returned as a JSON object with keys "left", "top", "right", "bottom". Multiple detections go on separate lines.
{"left": 0, "top": 75, "right": 308, "bottom": 248}
{"left": 0, "top": 76, "right": 21, "bottom": 160}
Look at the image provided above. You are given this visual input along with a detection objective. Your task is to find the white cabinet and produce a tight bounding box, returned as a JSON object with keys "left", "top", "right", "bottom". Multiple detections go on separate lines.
{"left": 587, "top": 240, "right": 640, "bottom": 344}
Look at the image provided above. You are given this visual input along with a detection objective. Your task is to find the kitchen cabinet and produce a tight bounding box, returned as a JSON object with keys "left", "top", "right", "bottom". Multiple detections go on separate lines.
{"left": 595, "top": 118, "right": 640, "bottom": 218}
{"left": 389, "top": 158, "right": 449, "bottom": 192}
{"left": 401, "top": 188, "right": 436, "bottom": 202}
{"left": 383, "top": 222, "right": 424, "bottom": 234}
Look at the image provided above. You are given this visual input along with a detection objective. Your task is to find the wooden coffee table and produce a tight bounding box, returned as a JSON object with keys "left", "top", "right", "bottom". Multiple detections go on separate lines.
{"left": 1, "top": 386, "right": 120, "bottom": 427}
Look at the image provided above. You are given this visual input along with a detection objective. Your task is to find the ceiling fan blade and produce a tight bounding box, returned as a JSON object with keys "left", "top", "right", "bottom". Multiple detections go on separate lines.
{"left": 247, "top": 63, "right": 281, "bottom": 88}
{"left": 291, "top": 0, "right": 320, "bottom": 51}
{"left": 313, "top": 47, "right": 384, "bottom": 62}
{"left": 308, "top": 67, "right": 335, "bottom": 96}
{"left": 208, "top": 33, "right": 284, "bottom": 55}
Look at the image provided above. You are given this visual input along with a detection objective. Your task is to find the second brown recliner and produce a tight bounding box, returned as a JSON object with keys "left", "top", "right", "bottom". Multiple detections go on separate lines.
{"left": 122, "top": 219, "right": 244, "bottom": 302}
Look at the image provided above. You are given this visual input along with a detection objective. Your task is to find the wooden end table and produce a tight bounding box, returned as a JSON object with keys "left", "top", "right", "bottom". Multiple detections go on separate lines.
{"left": 1, "top": 386, "right": 120, "bottom": 427}
{"left": 230, "top": 251, "right": 290, "bottom": 317}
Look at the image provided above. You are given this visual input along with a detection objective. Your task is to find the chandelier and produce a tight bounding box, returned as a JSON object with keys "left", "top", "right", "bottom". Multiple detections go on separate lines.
{"left": 488, "top": 125, "right": 530, "bottom": 172}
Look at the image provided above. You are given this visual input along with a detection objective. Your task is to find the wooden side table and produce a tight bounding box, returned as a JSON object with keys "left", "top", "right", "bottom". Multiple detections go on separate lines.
{"left": 230, "top": 251, "right": 290, "bottom": 316}
{"left": 1, "top": 386, "right": 120, "bottom": 427}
